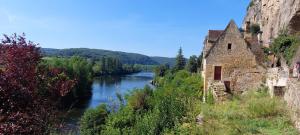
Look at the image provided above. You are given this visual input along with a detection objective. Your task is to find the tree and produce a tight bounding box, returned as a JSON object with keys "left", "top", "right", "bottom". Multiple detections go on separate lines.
{"left": 186, "top": 55, "right": 198, "bottom": 73}
{"left": 197, "top": 53, "right": 203, "bottom": 72}
{"left": 154, "top": 64, "right": 170, "bottom": 77}
{"left": 0, "top": 34, "right": 76, "bottom": 134}
{"left": 174, "top": 47, "right": 186, "bottom": 71}
{"left": 250, "top": 24, "right": 260, "bottom": 35}
{"left": 80, "top": 104, "right": 108, "bottom": 135}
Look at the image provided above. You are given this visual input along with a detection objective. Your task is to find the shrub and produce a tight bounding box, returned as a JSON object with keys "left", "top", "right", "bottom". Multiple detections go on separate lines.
{"left": 270, "top": 34, "right": 299, "bottom": 65}
{"left": 41, "top": 56, "right": 93, "bottom": 98}
{"left": 127, "top": 85, "right": 153, "bottom": 111}
{"left": 250, "top": 23, "right": 260, "bottom": 35}
{"left": 80, "top": 104, "right": 108, "bottom": 135}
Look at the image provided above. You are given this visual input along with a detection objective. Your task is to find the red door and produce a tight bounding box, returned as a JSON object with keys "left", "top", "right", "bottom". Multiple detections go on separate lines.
{"left": 214, "top": 66, "right": 222, "bottom": 80}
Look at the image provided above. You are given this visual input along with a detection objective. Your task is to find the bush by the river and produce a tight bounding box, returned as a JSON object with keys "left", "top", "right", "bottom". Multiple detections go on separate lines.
{"left": 41, "top": 56, "right": 93, "bottom": 99}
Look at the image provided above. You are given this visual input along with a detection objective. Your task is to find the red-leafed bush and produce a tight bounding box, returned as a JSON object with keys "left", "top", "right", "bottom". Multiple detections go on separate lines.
{"left": 0, "top": 34, "right": 76, "bottom": 134}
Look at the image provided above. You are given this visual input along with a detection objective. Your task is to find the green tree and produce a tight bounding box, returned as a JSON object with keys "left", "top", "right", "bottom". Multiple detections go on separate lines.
{"left": 270, "top": 34, "right": 299, "bottom": 65}
{"left": 175, "top": 47, "right": 186, "bottom": 71}
{"left": 154, "top": 64, "right": 169, "bottom": 77}
{"left": 186, "top": 55, "right": 198, "bottom": 73}
{"left": 250, "top": 24, "right": 260, "bottom": 35}
{"left": 197, "top": 53, "right": 203, "bottom": 71}
{"left": 80, "top": 104, "right": 108, "bottom": 135}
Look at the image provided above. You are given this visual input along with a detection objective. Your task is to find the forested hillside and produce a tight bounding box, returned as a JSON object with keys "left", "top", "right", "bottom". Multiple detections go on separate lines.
{"left": 41, "top": 48, "right": 175, "bottom": 66}
{"left": 150, "top": 56, "right": 176, "bottom": 67}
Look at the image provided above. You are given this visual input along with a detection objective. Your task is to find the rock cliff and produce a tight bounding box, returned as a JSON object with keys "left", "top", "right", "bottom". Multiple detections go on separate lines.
{"left": 244, "top": 0, "right": 300, "bottom": 46}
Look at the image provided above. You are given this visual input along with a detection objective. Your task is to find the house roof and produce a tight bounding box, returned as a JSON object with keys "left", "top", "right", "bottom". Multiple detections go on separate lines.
{"left": 205, "top": 20, "right": 240, "bottom": 58}
{"left": 207, "top": 30, "right": 224, "bottom": 42}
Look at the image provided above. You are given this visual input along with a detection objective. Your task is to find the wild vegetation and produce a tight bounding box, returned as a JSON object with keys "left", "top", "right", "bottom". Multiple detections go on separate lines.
{"left": 80, "top": 69, "right": 297, "bottom": 135}
{"left": 40, "top": 57, "right": 94, "bottom": 104}
{"left": 250, "top": 23, "right": 261, "bottom": 35}
{"left": 0, "top": 34, "right": 76, "bottom": 134}
{"left": 174, "top": 47, "right": 186, "bottom": 71}
{"left": 42, "top": 48, "right": 176, "bottom": 66}
{"left": 270, "top": 32, "right": 300, "bottom": 65}
{"left": 92, "top": 57, "right": 143, "bottom": 75}
{"left": 79, "top": 48, "right": 296, "bottom": 135}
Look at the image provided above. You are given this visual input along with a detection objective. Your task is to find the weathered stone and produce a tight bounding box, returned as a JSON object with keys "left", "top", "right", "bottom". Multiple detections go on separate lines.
{"left": 244, "top": 0, "right": 300, "bottom": 47}
{"left": 196, "top": 114, "right": 204, "bottom": 125}
{"left": 284, "top": 79, "right": 300, "bottom": 132}
{"left": 202, "top": 20, "right": 266, "bottom": 101}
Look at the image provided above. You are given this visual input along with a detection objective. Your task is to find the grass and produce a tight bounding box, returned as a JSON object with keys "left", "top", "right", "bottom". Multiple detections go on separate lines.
{"left": 175, "top": 90, "right": 299, "bottom": 135}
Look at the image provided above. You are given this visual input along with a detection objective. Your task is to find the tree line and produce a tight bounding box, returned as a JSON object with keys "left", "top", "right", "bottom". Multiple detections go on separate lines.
{"left": 92, "top": 57, "right": 142, "bottom": 76}
{"left": 154, "top": 47, "right": 202, "bottom": 79}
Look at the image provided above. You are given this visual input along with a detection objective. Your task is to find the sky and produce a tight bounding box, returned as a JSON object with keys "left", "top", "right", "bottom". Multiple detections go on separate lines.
{"left": 0, "top": 0, "right": 250, "bottom": 57}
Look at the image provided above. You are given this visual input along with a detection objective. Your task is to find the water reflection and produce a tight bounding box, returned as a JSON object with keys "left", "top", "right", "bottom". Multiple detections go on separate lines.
{"left": 65, "top": 72, "right": 154, "bottom": 128}
{"left": 89, "top": 72, "right": 154, "bottom": 108}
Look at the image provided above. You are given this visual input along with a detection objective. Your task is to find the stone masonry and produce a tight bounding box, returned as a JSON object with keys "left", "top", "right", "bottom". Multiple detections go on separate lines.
{"left": 202, "top": 20, "right": 266, "bottom": 101}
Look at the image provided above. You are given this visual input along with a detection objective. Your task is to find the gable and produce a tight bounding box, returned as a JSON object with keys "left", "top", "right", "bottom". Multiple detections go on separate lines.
{"left": 205, "top": 20, "right": 257, "bottom": 65}
{"left": 205, "top": 20, "right": 247, "bottom": 59}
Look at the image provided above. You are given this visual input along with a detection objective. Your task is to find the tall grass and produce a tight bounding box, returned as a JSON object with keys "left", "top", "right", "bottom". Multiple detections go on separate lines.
{"left": 179, "top": 90, "right": 298, "bottom": 135}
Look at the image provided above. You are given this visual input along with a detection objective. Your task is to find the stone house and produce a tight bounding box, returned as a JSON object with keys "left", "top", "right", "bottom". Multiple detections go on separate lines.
{"left": 202, "top": 20, "right": 265, "bottom": 101}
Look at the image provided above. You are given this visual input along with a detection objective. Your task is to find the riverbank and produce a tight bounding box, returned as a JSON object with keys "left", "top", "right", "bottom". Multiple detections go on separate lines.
{"left": 57, "top": 72, "right": 154, "bottom": 134}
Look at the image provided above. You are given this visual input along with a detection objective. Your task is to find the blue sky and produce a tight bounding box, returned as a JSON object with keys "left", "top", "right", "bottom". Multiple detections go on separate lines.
{"left": 0, "top": 0, "right": 250, "bottom": 57}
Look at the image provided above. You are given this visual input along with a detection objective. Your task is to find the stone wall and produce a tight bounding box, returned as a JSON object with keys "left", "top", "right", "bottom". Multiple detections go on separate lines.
{"left": 285, "top": 79, "right": 300, "bottom": 131}
{"left": 230, "top": 68, "right": 265, "bottom": 94}
{"left": 205, "top": 21, "right": 265, "bottom": 93}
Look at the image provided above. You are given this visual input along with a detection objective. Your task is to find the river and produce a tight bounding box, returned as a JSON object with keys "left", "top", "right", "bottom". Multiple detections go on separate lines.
{"left": 61, "top": 72, "right": 154, "bottom": 133}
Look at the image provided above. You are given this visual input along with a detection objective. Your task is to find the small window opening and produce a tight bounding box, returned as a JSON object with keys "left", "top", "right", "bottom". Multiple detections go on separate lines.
{"left": 228, "top": 43, "right": 232, "bottom": 50}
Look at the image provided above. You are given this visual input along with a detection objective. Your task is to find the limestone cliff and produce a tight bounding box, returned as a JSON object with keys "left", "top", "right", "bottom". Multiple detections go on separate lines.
{"left": 244, "top": 0, "right": 300, "bottom": 46}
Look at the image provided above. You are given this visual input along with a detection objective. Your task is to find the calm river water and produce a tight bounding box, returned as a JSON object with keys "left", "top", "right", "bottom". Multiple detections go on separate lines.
{"left": 62, "top": 72, "right": 154, "bottom": 133}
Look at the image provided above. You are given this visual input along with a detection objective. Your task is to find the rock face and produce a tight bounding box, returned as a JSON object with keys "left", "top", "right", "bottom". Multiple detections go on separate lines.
{"left": 285, "top": 79, "right": 300, "bottom": 131}
{"left": 244, "top": 0, "right": 300, "bottom": 46}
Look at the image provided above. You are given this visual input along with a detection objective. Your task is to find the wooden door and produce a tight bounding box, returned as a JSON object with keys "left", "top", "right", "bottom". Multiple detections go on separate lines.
{"left": 214, "top": 66, "right": 222, "bottom": 80}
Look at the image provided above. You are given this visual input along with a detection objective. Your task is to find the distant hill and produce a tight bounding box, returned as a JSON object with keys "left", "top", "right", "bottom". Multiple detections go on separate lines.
{"left": 41, "top": 48, "right": 175, "bottom": 65}
{"left": 150, "top": 56, "right": 176, "bottom": 67}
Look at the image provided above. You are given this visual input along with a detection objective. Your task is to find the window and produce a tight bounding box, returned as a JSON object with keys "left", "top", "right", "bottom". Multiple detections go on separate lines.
{"left": 228, "top": 43, "right": 232, "bottom": 50}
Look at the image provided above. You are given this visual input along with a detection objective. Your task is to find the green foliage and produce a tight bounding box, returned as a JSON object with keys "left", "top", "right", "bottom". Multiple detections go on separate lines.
{"left": 127, "top": 85, "right": 153, "bottom": 111}
{"left": 186, "top": 55, "right": 198, "bottom": 73}
{"left": 197, "top": 53, "right": 203, "bottom": 71}
{"left": 196, "top": 90, "right": 297, "bottom": 135}
{"left": 80, "top": 104, "right": 108, "bottom": 135}
{"left": 42, "top": 48, "right": 175, "bottom": 65}
{"left": 81, "top": 70, "right": 203, "bottom": 134}
{"left": 206, "top": 89, "right": 215, "bottom": 105}
{"left": 154, "top": 64, "right": 170, "bottom": 77}
{"left": 270, "top": 34, "right": 299, "bottom": 65}
{"left": 250, "top": 23, "right": 260, "bottom": 35}
{"left": 41, "top": 56, "right": 93, "bottom": 98}
{"left": 80, "top": 70, "right": 297, "bottom": 135}
{"left": 247, "top": 0, "right": 254, "bottom": 11}
{"left": 174, "top": 47, "right": 186, "bottom": 71}
{"left": 92, "top": 57, "right": 141, "bottom": 75}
